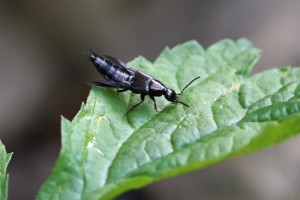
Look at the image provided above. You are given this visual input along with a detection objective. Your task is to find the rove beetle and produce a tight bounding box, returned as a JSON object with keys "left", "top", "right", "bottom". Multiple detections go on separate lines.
{"left": 88, "top": 52, "right": 200, "bottom": 115}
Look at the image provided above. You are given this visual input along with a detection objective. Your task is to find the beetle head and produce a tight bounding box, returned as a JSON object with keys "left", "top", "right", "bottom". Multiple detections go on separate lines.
{"left": 164, "top": 88, "right": 177, "bottom": 102}
{"left": 164, "top": 88, "right": 189, "bottom": 107}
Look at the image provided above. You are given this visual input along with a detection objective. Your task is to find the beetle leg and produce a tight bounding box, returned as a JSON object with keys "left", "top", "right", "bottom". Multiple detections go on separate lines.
{"left": 126, "top": 94, "right": 145, "bottom": 115}
{"left": 149, "top": 95, "right": 158, "bottom": 112}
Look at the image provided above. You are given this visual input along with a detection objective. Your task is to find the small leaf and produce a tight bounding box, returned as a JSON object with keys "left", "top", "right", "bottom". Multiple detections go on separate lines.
{"left": 37, "top": 39, "right": 300, "bottom": 200}
{"left": 0, "top": 141, "right": 12, "bottom": 200}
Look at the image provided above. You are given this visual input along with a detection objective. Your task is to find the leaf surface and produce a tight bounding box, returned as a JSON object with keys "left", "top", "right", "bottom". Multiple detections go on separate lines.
{"left": 0, "top": 141, "right": 12, "bottom": 200}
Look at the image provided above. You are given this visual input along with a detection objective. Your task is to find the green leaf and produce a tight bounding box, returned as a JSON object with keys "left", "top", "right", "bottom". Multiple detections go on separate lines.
{"left": 37, "top": 39, "right": 300, "bottom": 200}
{"left": 0, "top": 141, "right": 12, "bottom": 200}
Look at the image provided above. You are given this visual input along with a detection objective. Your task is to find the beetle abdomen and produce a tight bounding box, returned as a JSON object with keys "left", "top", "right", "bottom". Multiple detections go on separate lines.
{"left": 93, "top": 55, "right": 133, "bottom": 83}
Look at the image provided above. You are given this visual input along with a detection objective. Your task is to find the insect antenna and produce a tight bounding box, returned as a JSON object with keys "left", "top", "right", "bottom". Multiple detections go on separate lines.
{"left": 177, "top": 76, "right": 200, "bottom": 95}
{"left": 178, "top": 101, "right": 189, "bottom": 107}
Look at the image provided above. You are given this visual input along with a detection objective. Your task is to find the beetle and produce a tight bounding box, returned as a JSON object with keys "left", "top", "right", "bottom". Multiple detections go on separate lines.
{"left": 88, "top": 52, "right": 200, "bottom": 115}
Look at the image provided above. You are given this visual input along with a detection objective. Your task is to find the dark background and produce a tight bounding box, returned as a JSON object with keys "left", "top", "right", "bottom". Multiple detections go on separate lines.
{"left": 1, "top": 1, "right": 300, "bottom": 200}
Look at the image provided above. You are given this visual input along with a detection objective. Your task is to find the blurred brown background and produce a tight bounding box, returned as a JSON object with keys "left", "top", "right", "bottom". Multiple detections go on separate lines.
{"left": 1, "top": 1, "right": 300, "bottom": 200}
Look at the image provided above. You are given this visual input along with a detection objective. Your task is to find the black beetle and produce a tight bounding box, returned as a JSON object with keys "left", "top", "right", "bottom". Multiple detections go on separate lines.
{"left": 88, "top": 52, "right": 200, "bottom": 114}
